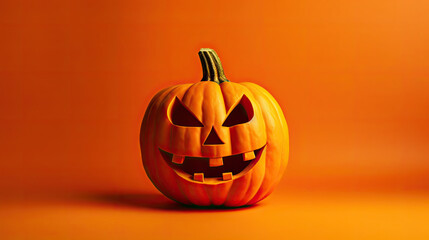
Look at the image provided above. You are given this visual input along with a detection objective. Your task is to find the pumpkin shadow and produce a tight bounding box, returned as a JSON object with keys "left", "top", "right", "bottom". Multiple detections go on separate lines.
{"left": 85, "top": 192, "right": 259, "bottom": 212}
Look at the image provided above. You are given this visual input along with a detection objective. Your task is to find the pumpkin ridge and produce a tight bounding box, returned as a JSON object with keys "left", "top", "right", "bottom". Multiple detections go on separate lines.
{"left": 238, "top": 84, "right": 273, "bottom": 204}
{"left": 242, "top": 83, "right": 289, "bottom": 181}
{"left": 242, "top": 153, "right": 266, "bottom": 205}
{"left": 232, "top": 84, "right": 253, "bottom": 155}
{"left": 244, "top": 148, "right": 267, "bottom": 205}
{"left": 241, "top": 83, "right": 288, "bottom": 204}
{"left": 140, "top": 88, "right": 170, "bottom": 189}
{"left": 148, "top": 86, "right": 183, "bottom": 202}
{"left": 172, "top": 84, "right": 198, "bottom": 154}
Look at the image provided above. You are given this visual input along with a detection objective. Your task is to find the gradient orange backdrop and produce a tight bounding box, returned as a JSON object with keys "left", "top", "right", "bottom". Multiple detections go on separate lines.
{"left": 1, "top": 0, "right": 428, "bottom": 239}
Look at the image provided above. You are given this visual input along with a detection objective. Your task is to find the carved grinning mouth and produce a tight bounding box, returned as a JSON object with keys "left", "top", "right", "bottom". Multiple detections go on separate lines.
{"left": 159, "top": 145, "right": 266, "bottom": 183}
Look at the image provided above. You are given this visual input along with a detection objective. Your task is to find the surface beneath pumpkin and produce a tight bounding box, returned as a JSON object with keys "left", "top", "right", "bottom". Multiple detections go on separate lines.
{"left": 1, "top": 190, "right": 428, "bottom": 240}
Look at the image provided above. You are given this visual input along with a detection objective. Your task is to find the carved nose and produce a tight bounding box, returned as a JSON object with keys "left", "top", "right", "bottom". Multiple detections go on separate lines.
{"left": 204, "top": 127, "right": 224, "bottom": 145}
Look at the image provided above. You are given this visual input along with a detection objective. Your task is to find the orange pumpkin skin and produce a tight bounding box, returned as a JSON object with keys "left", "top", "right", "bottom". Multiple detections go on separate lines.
{"left": 140, "top": 49, "right": 288, "bottom": 207}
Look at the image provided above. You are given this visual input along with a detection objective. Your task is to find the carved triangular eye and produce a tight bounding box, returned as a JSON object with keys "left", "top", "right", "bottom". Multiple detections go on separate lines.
{"left": 170, "top": 97, "right": 204, "bottom": 127}
{"left": 222, "top": 95, "right": 254, "bottom": 127}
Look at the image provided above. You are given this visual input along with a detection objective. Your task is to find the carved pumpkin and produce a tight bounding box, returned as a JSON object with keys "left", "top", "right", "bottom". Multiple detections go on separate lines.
{"left": 140, "top": 48, "right": 289, "bottom": 207}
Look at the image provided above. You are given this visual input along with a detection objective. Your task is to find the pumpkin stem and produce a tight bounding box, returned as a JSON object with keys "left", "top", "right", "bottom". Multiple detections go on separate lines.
{"left": 199, "top": 48, "right": 229, "bottom": 84}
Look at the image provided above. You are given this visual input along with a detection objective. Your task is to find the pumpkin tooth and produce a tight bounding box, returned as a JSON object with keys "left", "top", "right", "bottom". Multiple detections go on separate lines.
{"left": 172, "top": 155, "right": 185, "bottom": 164}
{"left": 243, "top": 151, "right": 256, "bottom": 161}
{"left": 209, "top": 157, "right": 223, "bottom": 167}
{"left": 193, "top": 173, "right": 204, "bottom": 182}
{"left": 222, "top": 172, "right": 233, "bottom": 181}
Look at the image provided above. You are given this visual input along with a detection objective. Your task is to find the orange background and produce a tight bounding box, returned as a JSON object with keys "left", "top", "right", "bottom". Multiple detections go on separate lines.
{"left": 1, "top": 0, "right": 428, "bottom": 239}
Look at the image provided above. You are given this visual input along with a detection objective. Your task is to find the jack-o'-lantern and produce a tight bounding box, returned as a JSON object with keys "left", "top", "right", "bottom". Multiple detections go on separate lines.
{"left": 140, "top": 48, "right": 289, "bottom": 207}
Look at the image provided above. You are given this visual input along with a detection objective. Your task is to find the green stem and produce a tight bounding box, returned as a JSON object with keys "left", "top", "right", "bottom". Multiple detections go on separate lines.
{"left": 199, "top": 48, "right": 229, "bottom": 84}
